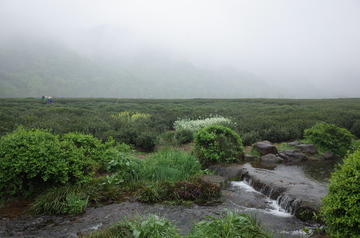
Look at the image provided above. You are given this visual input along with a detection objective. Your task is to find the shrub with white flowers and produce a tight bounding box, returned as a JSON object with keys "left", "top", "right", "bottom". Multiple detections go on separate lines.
{"left": 173, "top": 115, "right": 232, "bottom": 133}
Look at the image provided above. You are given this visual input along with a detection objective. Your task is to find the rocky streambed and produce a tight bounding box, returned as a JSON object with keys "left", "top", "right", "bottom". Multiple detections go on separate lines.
{"left": 1, "top": 159, "right": 338, "bottom": 238}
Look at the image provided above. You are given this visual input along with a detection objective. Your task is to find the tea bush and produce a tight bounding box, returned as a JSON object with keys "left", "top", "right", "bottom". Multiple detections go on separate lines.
{"left": 304, "top": 122, "right": 354, "bottom": 156}
{"left": 194, "top": 125, "right": 244, "bottom": 165}
{"left": 175, "top": 129, "right": 194, "bottom": 144}
{"left": 0, "top": 127, "right": 96, "bottom": 198}
{"left": 321, "top": 149, "right": 360, "bottom": 238}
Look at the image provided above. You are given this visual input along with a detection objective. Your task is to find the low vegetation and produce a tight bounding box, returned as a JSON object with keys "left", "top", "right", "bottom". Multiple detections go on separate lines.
{"left": 81, "top": 210, "right": 272, "bottom": 238}
{"left": 1, "top": 98, "right": 360, "bottom": 237}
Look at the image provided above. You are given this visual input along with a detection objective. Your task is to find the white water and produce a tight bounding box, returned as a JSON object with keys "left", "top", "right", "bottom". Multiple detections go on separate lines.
{"left": 231, "top": 181, "right": 293, "bottom": 217}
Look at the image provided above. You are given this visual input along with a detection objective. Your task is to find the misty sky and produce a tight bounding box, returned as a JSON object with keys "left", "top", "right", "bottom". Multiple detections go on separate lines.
{"left": 1, "top": 0, "right": 359, "bottom": 97}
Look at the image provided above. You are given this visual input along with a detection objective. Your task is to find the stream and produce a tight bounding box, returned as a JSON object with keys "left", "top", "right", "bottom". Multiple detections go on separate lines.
{"left": 0, "top": 158, "right": 340, "bottom": 238}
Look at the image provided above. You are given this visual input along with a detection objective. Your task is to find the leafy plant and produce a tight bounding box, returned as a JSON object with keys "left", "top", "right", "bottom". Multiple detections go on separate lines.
{"left": 63, "top": 192, "right": 89, "bottom": 216}
{"left": 194, "top": 125, "right": 244, "bottom": 165}
{"left": 320, "top": 149, "right": 360, "bottom": 238}
{"left": 304, "top": 122, "right": 355, "bottom": 156}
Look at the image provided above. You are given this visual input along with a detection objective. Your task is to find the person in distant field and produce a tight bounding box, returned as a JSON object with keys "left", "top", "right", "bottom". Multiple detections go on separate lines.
{"left": 41, "top": 96, "right": 46, "bottom": 101}
{"left": 47, "top": 96, "right": 53, "bottom": 104}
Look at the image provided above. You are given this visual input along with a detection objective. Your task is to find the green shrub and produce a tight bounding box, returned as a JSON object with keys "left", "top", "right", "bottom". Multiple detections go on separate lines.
{"left": 135, "top": 131, "right": 157, "bottom": 152}
{"left": 175, "top": 129, "right": 194, "bottom": 144}
{"left": 194, "top": 125, "right": 244, "bottom": 165}
{"left": 61, "top": 132, "right": 129, "bottom": 172}
{"left": 304, "top": 122, "right": 354, "bottom": 156}
{"left": 173, "top": 115, "right": 232, "bottom": 133}
{"left": 321, "top": 149, "right": 360, "bottom": 237}
{"left": 0, "top": 127, "right": 94, "bottom": 198}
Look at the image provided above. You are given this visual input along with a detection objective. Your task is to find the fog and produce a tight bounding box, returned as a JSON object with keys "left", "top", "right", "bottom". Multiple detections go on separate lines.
{"left": 1, "top": 0, "right": 359, "bottom": 98}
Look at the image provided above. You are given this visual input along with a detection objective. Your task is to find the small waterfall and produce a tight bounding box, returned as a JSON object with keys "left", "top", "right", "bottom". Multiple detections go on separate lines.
{"left": 239, "top": 169, "right": 301, "bottom": 215}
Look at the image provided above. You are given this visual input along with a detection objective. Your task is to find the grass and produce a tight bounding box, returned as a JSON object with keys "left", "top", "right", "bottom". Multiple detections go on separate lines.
{"left": 81, "top": 210, "right": 272, "bottom": 238}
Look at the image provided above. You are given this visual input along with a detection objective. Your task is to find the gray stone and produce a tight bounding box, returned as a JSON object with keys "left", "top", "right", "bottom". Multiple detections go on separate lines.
{"left": 323, "top": 152, "right": 336, "bottom": 160}
{"left": 255, "top": 141, "right": 278, "bottom": 156}
{"left": 278, "top": 149, "right": 307, "bottom": 163}
{"left": 261, "top": 153, "right": 283, "bottom": 163}
{"left": 288, "top": 141, "right": 302, "bottom": 146}
{"left": 295, "top": 144, "right": 318, "bottom": 155}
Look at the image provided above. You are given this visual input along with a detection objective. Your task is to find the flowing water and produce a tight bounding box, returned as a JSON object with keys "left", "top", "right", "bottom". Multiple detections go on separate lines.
{"left": 1, "top": 159, "right": 340, "bottom": 237}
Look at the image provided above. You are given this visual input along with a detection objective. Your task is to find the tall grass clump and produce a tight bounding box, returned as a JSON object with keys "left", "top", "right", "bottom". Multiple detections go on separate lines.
{"left": 28, "top": 185, "right": 89, "bottom": 216}
{"left": 188, "top": 210, "right": 272, "bottom": 238}
{"left": 137, "top": 148, "right": 201, "bottom": 182}
{"left": 173, "top": 115, "right": 232, "bottom": 133}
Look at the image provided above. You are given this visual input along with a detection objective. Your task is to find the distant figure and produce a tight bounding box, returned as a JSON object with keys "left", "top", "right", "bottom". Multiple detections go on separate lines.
{"left": 41, "top": 96, "right": 46, "bottom": 101}
{"left": 47, "top": 97, "right": 53, "bottom": 104}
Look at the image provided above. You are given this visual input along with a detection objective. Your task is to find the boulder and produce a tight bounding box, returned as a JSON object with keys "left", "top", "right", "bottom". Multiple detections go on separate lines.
{"left": 255, "top": 141, "right": 278, "bottom": 156}
{"left": 295, "top": 144, "right": 318, "bottom": 155}
{"left": 278, "top": 149, "right": 307, "bottom": 163}
{"left": 261, "top": 153, "right": 283, "bottom": 163}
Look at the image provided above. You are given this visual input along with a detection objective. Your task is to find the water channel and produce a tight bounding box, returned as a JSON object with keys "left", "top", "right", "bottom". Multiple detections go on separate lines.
{"left": 0, "top": 158, "right": 340, "bottom": 237}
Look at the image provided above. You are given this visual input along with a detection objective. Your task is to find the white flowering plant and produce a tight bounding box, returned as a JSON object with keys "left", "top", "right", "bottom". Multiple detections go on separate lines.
{"left": 173, "top": 115, "right": 232, "bottom": 133}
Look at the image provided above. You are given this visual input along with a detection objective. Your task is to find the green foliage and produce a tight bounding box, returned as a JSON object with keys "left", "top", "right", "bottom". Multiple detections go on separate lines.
{"left": 304, "top": 122, "right": 355, "bottom": 156}
{"left": 320, "top": 149, "right": 360, "bottom": 238}
{"left": 82, "top": 211, "right": 271, "bottom": 238}
{"left": 175, "top": 129, "right": 194, "bottom": 144}
{"left": 188, "top": 210, "right": 272, "bottom": 238}
{"left": 0, "top": 127, "right": 94, "bottom": 198}
{"left": 28, "top": 185, "right": 89, "bottom": 216}
{"left": 135, "top": 181, "right": 168, "bottom": 203}
{"left": 137, "top": 148, "right": 201, "bottom": 182}
{"left": 194, "top": 125, "right": 244, "bottom": 165}
{"left": 82, "top": 214, "right": 180, "bottom": 238}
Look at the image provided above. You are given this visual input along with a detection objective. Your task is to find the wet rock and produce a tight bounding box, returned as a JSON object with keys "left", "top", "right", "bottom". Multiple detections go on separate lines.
{"left": 207, "top": 164, "right": 244, "bottom": 180}
{"left": 201, "top": 174, "right": 226, "bottom": 188}
{"left": 261, "top": 153, "right": 283, "bottom": 163}
{"left": 287, "top": 141, "right": 302, "bottom": 146}
{"left": 323, "top": 152, "right": 336, "bottom": 160}
{"left": 295, "top": 144, "right": 318, "bottom": 155}
{"left": 255, "top": 141, "right": 278, "bottom": 156}
{"left": 278, "top": 149, "right": 308, "bottom": 163}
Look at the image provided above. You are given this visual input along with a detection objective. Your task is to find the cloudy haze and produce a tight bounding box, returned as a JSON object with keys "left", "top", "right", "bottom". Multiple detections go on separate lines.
{"left": 1, "top": 0, "right": 359, "bottom": 98}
